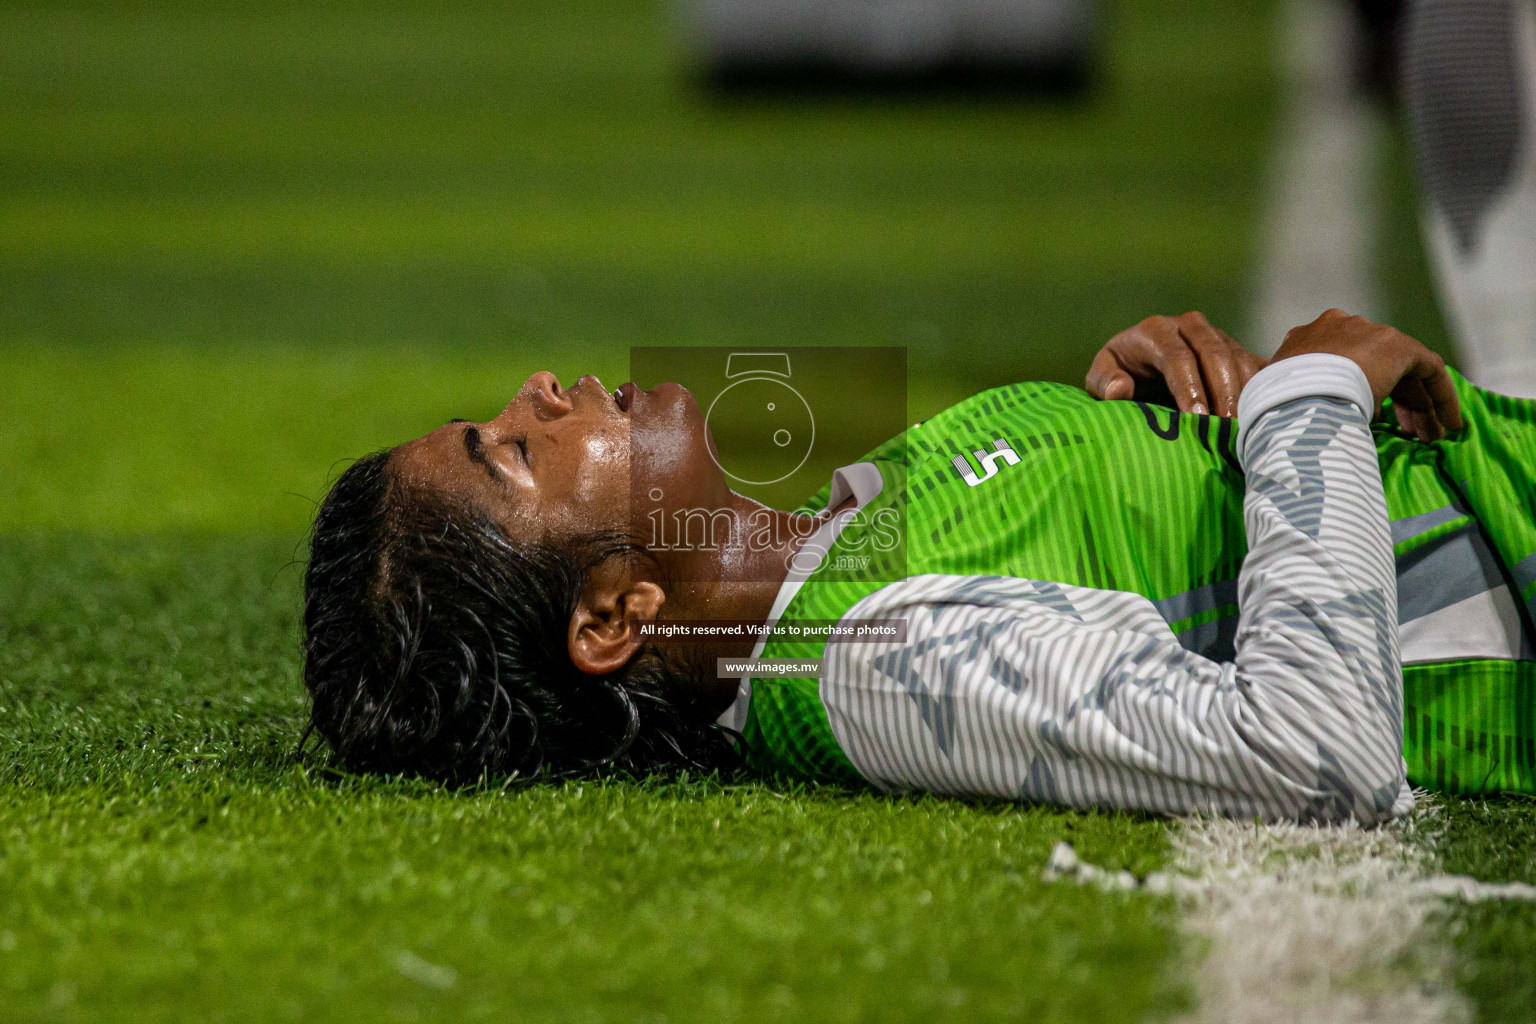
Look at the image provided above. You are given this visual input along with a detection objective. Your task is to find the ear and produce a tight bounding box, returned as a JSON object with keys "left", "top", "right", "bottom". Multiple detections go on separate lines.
{"left": 567, "top": 557, "right": 666, "bottom": 676}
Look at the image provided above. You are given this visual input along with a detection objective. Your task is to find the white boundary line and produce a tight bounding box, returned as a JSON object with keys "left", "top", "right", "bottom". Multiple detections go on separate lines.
{"left": 1248, "top": 0, "right": 1386, "bottom": 356}
{"left": 1164, "top": 811, "right": 1465, "bottom": 1024}
{"left": 1044, "top": 801, "right": 1536, "bottom": 1023}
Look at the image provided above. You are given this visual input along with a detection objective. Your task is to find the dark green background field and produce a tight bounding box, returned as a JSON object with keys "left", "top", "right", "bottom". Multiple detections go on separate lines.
{"left": 1, "top": 0, "right": 1529, "bottom": 1021}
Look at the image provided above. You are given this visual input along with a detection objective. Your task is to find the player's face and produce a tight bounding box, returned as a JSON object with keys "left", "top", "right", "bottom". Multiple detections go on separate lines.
{"left": 391, "top": 373, "right": 729, "bottom": 545}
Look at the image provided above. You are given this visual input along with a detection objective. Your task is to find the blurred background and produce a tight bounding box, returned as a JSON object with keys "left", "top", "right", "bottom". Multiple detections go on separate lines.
{"left": 0, "top": 0, "right": 1458, "bottom": 533}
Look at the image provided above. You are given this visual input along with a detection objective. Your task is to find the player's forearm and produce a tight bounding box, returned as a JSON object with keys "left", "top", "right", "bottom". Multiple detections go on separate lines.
{"left": 1228, "top": 354, "right": 1409, "bottom": 823}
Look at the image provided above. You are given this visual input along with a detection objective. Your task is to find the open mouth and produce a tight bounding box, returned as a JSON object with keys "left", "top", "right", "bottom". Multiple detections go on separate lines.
{"left": 613, "top": 382, "right": 638, "bottom": 412}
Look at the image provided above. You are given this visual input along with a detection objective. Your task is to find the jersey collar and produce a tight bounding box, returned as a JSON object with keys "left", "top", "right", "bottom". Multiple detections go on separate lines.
{"left": 715, "top": 461, "right": 884, "bottom": 732}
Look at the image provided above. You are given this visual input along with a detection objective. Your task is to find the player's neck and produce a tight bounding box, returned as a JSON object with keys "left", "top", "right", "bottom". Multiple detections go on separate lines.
{"left": 662, "top": 492, "right": 851, "bottom": 696}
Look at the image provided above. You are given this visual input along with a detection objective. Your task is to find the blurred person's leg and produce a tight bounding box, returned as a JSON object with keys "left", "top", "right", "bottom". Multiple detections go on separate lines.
{"left": 1404, "top": 0, "right": 1536, "bottom": 396}
{"left": 1352, "top": 0, "right": 1405, "bottom": 100}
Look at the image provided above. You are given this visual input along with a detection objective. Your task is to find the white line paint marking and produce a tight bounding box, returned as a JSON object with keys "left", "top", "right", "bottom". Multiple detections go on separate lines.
{"left": 1044, "top": 800, "right": 1536, "bottom": 1023}
{"left": 1167, "top": 811, "right": 1465, "bottom": 1024}
{"left": 1249, "top": 0, "right": 1386, "bottom": 356}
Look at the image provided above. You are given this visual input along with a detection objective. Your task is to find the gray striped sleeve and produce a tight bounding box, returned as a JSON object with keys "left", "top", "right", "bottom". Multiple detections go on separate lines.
{"left": 818, "top": 358, "right": 1411, "bottom": 824}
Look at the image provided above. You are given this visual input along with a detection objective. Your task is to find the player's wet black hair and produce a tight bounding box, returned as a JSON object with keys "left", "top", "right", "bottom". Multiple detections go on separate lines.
{"left": 301, "top": 451, "right": 739, "bottom": 784}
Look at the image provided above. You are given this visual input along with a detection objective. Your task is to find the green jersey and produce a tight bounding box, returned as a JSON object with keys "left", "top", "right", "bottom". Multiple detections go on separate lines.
{"left": 725, "top": 366, "right": 1536, "bottom": 805}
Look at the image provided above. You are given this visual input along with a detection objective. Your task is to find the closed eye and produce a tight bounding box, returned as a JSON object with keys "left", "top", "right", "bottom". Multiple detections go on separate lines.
{"left": 461, "top": 425, "right": 501, "bottom": 482}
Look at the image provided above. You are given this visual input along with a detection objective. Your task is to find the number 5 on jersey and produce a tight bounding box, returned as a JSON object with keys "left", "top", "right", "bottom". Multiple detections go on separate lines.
{"left": 952, "top": 439, "right": 1020, "bottom": 488}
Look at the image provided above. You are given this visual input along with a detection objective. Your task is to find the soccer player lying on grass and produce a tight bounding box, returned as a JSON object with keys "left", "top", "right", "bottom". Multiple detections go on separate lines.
{"left": 303, "top": 309, "right": 1536, "bottom": 824}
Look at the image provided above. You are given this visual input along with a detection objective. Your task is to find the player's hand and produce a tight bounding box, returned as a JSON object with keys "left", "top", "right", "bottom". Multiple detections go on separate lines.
{"left": 1086, "top": 311, "right": 1267, "bottom": 418}
{"left": 1273, "top": 309, "right": 1463, "bottom": 442}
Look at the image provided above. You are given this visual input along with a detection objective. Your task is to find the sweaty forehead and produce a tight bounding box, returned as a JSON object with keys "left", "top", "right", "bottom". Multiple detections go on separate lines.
{"left": 387, "top": 427, "right": 548, "bottom": 543}
{"left": 390, "top": 428, "right": 498, "bottom": 509}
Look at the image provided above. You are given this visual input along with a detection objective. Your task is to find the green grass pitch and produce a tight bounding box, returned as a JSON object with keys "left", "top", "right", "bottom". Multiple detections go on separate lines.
{"left": 1, "top": 0, "right": 1530, "bottom": 1020}
{"left": 0, "top": 536, "right": 1180, "bottom": 1022}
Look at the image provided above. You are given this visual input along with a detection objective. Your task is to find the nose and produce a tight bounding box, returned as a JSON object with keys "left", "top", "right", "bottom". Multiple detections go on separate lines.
{"left": 521, "top": 371, "right": 572, "bottom": 418}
